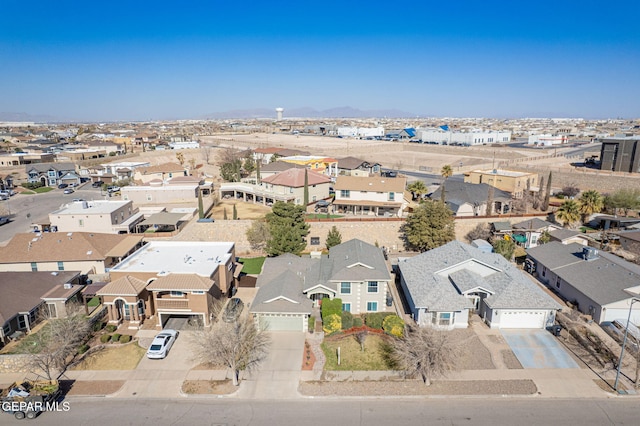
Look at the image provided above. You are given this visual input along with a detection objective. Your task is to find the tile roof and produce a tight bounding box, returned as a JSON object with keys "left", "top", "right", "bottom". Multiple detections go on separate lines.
{"left": 260, "top": 162, "right": 306, "bottom": 173}
{"left": 261, "top": 168, "right": 331, "bottom": 188}
{"left": 96, "top": 275, "right": 147, "bottom": 296}
{"left": 138, "top": 162, "right": 185, "bottom": 174}
{"left": 0, "top": 232, "right": 140, "bottom": 264}
{"left": 334, "top": 175, "right": 406, "bottom": 192}
{"left": 146, "top": 274, "right": 214, "bottom": 291}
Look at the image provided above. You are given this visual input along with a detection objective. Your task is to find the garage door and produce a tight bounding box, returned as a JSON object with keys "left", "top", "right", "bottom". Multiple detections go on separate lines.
{"left": 500, "top": 310, "right": 546, "bottom": 329}
{"left": 258, "top": 315, "right": 304, "bottom": 331}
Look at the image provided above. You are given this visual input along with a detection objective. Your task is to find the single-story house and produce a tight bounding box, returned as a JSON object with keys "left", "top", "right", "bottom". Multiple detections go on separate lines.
{"left": 398, "top": 241, "right": 561, "bottom": 330}
{"left": 430, "top": 181, "right": 513, "bottom": 216}
{"left": 526, "top": 242, "right": 640, "bottom": 324}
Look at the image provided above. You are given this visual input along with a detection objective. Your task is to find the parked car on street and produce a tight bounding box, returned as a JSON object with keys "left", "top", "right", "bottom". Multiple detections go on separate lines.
{"left": 223, "top": 298, "right": 244, "bottom": 323}
{"left": 0, "top": 216, "right": 10, "bottom": 226}
{"left": 92, "top": 180, "right": 104, "bottom": 188}
{"left": 146, "top": 329, "right": 179, "bottom": 359}
{"left": 63, "top": 188, "right": 74, "bottom": 194}
{"left": 107, "top": 185, "right": 120, "bottom": 193}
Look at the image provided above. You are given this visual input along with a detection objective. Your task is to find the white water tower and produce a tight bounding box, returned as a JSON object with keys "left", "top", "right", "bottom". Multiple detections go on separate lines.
{"left": 275, "top": 107, "right": 284, "bottom": 121}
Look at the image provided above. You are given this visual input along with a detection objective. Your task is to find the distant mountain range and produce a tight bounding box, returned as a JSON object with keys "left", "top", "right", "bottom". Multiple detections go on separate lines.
{"left": 0, "top": 111, "right": 63, "bottom": 123}
{"left": 201, "top": 106, "right": 420, "bottom": 120}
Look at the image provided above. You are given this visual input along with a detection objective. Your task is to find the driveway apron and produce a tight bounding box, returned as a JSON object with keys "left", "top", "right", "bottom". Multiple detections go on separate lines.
{"left": 501, "top": 330, "right": 579, "bottom": 369}
{"left": 236, "top": 331, "right": 305, "bottom": 400}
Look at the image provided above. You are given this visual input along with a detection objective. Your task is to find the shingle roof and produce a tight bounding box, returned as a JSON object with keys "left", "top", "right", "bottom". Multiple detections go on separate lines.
{"left": 251, "top": 269, "right": 313, "bottom": 314}
{"left": 399, "top": 241, "right": 560, "bottom": 312}
{"left": 261, "top": 168, "right": 331, "bottom": 187}
{"left": 0, "top": 232, "right": 140, "bottom": 264}
{"left": 97, "top": 275, "right": 147, "bottom": 296}
{"left": 431, "top": 181, "right": 512, "bottom": 204}
{"left": 325, "top": 239, "right": 391, "bottom": 283}
{"left": 512, "top": 218, "right": 555, "bottom": 231}
{"left": 549, "top": 228, "right": 582, "bottom": 241}
{"left": 260, "top": 162, "right": 306, "bottom": 173}
{"left": 26, "top": 162, "right": 75, "bottom": 173}
{"left": 337, "top": 156, "right": 369, "bottom": 170}
{"left": 527, "top": 242, "right": 640, "bottom": 306}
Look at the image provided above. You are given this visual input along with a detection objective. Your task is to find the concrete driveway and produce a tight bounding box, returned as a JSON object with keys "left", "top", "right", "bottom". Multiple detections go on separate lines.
{"left": 237, "top": 331, "right": 305, "bottom": 400}
{"left": 501, "top": 330, "right": 579, "bottom": 369}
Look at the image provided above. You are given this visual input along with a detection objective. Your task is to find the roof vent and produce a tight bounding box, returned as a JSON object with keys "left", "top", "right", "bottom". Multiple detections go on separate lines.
{"left": 63, "top": 283, "right": 72, "bottom": 289}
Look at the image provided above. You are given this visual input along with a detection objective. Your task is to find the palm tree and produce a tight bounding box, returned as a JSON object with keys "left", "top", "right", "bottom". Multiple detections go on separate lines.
{"left": 555, "top": 200, "right": 581, "bottom": 228}
{"left": 407, "top": 181, "right": 428, "bottom": 200}
{"left": 440, "top": 165, "right": 453, "bottom": 203}
{"left": 578, "top": 190, "right": 604, "bottom": 224}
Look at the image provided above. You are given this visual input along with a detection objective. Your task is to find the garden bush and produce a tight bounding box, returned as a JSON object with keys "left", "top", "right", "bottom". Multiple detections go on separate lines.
{"left": 92, "top": 321, "right": 105, "bottom": 332}
{"left": 21, "top": 182, "right": 43, "bottom": 190}
{"left": 112, "top": 333, "right": 122, "bottom": 342}
{"left": 352, "top": 317, "right": 363, "bottom": 328}
{"left": 77, "top": 344, "right": 90, "bottom": 354}
{"left": 323, "top": 314, "right": 342, "bottom": 335}
{"left": 106, "top": 325, "right": 117, "bottom": 333}
{"left": 321, "top": 298, "right": 342, "bottom": 320}
{"left": 382, "top": 315, "right": 405, "bottom": 337}
{"left": 341, "top": 311, "right": 353, "bottom": 330}
{"left": 120, "top": 335, "right": 131, "bottom": 344}
{"left": 100, "top": 334, "right": 111, "bottom": 343}
{"left": 364, "top": 312, "right": 395, "bottom": 330}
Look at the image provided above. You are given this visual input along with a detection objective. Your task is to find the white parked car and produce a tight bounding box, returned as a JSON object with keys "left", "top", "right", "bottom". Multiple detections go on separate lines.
{"left": 146, "top": 329, "right": 179, "bottom": 359}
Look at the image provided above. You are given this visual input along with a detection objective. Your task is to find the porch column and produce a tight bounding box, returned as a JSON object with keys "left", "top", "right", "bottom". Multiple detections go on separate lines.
{"left": 107, "top": 304, "right": 115, "bottom": 322}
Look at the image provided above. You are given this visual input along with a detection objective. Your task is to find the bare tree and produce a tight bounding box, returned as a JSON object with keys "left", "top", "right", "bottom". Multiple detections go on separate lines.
{"left": 218, "top": 147, "right": 243, "bottom": 166}
{"left": 465, "top": 223, "right": 492, "bottom": 243}
{"left": 354, "top": 330, "right": 368, "bottom": 352}
{"left": 23, "top": 305, "right": 91, "bottom": 380}
{"left": 201, "top": 146, "right": 212, "bottom": 165}
{"left": 190, "top": 313, "right": 270, "bottom": 386}
{"left": 391, "top": 326, "right": 461, "bottom": 386}
{"left": 246, "top": 220, "right": 271, "bottom": 252}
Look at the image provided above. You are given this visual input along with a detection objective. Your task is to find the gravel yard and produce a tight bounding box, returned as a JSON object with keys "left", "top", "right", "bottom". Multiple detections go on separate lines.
{"left": 299, "top": 379, "right": 537, "bottom": 396}
{"left": 60, "top": 380, "right": 125, "bottom": 396}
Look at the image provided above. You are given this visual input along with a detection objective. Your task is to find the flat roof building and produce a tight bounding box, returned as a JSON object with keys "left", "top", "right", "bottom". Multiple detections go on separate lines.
{"left": 599, "top": 137, "right": 640, "bottom": 173}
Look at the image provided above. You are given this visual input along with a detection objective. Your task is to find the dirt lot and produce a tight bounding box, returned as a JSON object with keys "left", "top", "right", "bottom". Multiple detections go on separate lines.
{"left": 70, "top": 342, "right": 146, "bottom": 370}
{"left": 61, "top": 380, "right": 124, "bottom": 396}
{"left": 209, "top": 199, "right": 271, "bottom": 220}
{"left": 182, "top": 379, "right": 237, "bottom": 395}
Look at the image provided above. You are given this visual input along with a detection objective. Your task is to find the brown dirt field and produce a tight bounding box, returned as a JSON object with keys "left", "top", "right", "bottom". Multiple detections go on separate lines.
{"left": 70, "top": 343, "right": 146, "bottom": 370}
{"left": 501, "top": 349, "right": 524, "bottom": 369}
{"left": 210, "top": 199, "right": 271, "bottom": 220}
{"left": 182, "top": 380, "right": 237, "bottom": 395}
{"left": 457, "top": 335, "right": 495, "bottom": 370}
{"left": 61, "top": 380, "right": 124, "bottom": 396}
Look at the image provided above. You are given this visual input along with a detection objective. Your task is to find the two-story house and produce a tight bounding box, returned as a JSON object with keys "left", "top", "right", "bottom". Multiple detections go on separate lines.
{"left": 133, "top": 162, "right": 187, "bottom": 184}
{"left": 336, "top": 156, "right": 382, "bottom": 177}
{"left": 333, "top": 175, "right": 407, "bottom": 217}
{"left": 103, "top": 241, "right": 237, "bottom": 329}
{"left": 26, "top": 162, "right": 77, "bottom": 187}
{"left": 49, "top": 200, "right": 145, "bottom": 234}
{"left": 260, "top": 168, "right": 331, "bottom": 205}
{"left": 250, "top": 239, "right": 391, "bottom": 331}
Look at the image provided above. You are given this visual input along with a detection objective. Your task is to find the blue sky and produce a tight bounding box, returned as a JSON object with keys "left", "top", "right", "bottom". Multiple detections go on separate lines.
{"left": 1, "top": 0, "right": 639, "bottom": 121}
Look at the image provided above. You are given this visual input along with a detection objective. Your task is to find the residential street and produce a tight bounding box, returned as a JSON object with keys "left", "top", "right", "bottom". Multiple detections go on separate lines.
{"left": 6, "top": 398, "right": 639, "bottom": 425}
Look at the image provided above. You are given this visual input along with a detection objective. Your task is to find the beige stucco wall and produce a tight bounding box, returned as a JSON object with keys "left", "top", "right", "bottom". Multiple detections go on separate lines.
{"left": 0, "top": 260, "right": 106, "bottom": 274}
{"left": 49, "top": 202, "right": 138, "bottom": 234}
{"left": 122, "top": 185, "right": 198, "bottom": 205}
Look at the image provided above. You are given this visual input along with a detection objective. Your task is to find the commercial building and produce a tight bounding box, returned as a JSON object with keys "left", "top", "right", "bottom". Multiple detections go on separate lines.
{"left": 599, "top": 137, "right": 640, "bottom": 173}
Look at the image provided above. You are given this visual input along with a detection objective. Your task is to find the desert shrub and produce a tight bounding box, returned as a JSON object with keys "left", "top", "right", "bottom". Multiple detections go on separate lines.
{"left": 321, "top": 298, "right": 342, "bottom": 320}
{"left": 341, "top": 311, "right": 353, "bottom": 330}
{"left": 112, "top": 333, "right": 122, "bottom": 342}
{"left": 352, "top": 317, "right": 363, "bottom": 328}
{"left": 323, "top": 314, "right": 342, "bottom": 335}
{"left": 106, "top": 324, "right": 117, "bottom": 333}
{"left": 382, "top": 315, "right": 405, "bottom": 337}
{"left": 364, "top": 312, "right": 395, "bottom": 330}
{"left": 92, "top": 321, "right": 105, "bottom": 332}
{"left": 77, "top": 344, "right": 90, "bottom": 354}
{"left": 120, "top": 335, "right": 131, "bottom": 344}
{"left": 100, "top": 334, "right": 111, "bottom": 343}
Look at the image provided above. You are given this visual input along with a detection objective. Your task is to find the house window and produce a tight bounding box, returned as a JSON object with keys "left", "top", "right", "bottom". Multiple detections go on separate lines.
{"left": 342, "top": 303, "right": 351, "bottom": 312}
{"left": 137, "top": 300, "right": 145, "bottom": 315}
{"left": 30, "top": 262, "right": 38, "bottom": 272}
{"left": 191, "top": 291, "right": 205, "bottom": 295}
{"left": 367, "top": 281, "right": 378, "bottom": 293}
{"left": 312, "top": 195, "right": 317, "bottom": 201}
{"left": 78, "top": 219, "right": 84, "bottom": 227}
{"left": 18, "top": 315, "right": 27, "bottom": 329}
{"left": 531, "top": 235, "right": 538, "bottom": 245}
{"left": 340, "top": 190, "right": 350, "bottom": 198}
{"left": 47, "top": 303, "right": 58, "bottom": 319}
{"left": 57, "top": 261, "right": 64, "bottom": 271}
{"left": 340, "top": 282, "right": 351, "bottom": 294}
{"left": 388, "top": 192, "right": 395, "bottom": 201}
{"left": 2, "top": 323, "right": 10, "bottom": 336}
{"left": 438, "top": 312, "right": 452, "bottom": 326}
{"left": 542, "top": 266, "right": 546, "bottom": 278}
{"left": 170, "top": 291, "right": 184, "bottom": 297}
{"left": 310, "top": 237, "right": 320, "bottom": 246}
{"left": 555, "top": 277, "right": 561, "bottom": 289}
{"left": 146, "top": 194, "right": 152, "bottom": 201}
{"left": 367, "top": 301, "right": 378, "bottom": 312}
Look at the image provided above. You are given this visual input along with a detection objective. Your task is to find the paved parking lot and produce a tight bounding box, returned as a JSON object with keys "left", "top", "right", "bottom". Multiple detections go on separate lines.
{"left": 501, "top": 330, "right": 579, "bottom": 369}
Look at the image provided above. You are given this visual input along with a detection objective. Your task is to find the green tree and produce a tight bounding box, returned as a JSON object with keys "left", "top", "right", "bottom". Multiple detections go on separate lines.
{"left": 578, "top": 190, "right": 604, "bottom": 223}
{"left": 198, "top": 189, "right": 204, "bottom": 219}
{"left": 492, "top": 238, "right": 516, "bottom": 260}
{"left": 538, "top": 230, "right": 551, "bottom": 245}
{"left": 440, "top": 164, "right": 453, "bottom": 203}
{"left": 243, "top": 156, "right": 256, "bottom": 174}
{"left": 326, "top": 225, "right": 342, "bottom": 249}
{"left": 220, "top": 159, "right": 242, "bottom": 182}
{"left": 303, "top": 169, "right": 309, "bottom": 206}
{"left": 265, "top": 201, "right": 310, "bottom": 256}
{"left": 555, "top": 199, "right": 581, "bottom": 228}
{"left": 407, "top": 181, "right": 428, "bottom": 200}
{"left": 402, "top": 201, "right": 455, "bottom": 252}
{"left": 604, "top": 188, "right": 640, "bottom": 216}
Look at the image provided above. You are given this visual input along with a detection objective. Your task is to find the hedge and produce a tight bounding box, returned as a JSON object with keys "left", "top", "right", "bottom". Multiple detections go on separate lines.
{"left": 100, "top": 334, "right": 111, "bottom": 343}
{"left": 77, "top": 344, "right": 90, "bottom": 354}
{"left": 323, "top": 313, "right": 342, "bottom": 335}
{"left": 363, "top": 312, "right": 396, "bottom": 330}
{"left": 106, "top": 325, "right": 117, "bottom": 333}
{"left": 352, "top": 317, "right": 363, "bottom": 328}
{"left": 321, "top": 298, "right": 342, "bottom": 320}
{"left": 112, "top": 333, "right": 122, "bottom": 342}
{"left": 120, "top": 335, "right": 132, "bottom": 344}
{"left": 341, "top": 311, "right": 353, "bottom": 330}
{"left": 382, "top": 315, "right": 405, "bottom": 337}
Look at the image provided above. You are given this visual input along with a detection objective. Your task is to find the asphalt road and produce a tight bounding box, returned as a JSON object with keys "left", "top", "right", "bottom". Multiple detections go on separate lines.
{"left": 8, "top": 398, "right": 638, "bottom": 425}
{"left": 0, "top": 184, "right": 106, "bottom": 244}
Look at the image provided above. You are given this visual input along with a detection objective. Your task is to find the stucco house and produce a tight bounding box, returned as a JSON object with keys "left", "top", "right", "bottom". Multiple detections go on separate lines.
{"left": 260, "top": 168, "right": 331, "bottom": 205}
{"left": 430, "top": 181, "right": 513, "bottom": 216}
{"left": 526, "top": 242, "right": 640, "bottom": 324}
{"left": 26, "top": 162, "right": 76, "bottom": 187}
{"left": 336, "top": 156, "right": 382, "bottom": 177}
{"left": 48, "top": 200, "right": 145, "bottom": 234}
{"left": 333, "top": 175, "right": 407, "bottom": 217}
{"left": 133, "top": 162, "right": 187, "bottom": 184}
{"left": 398, "top": 241, "right": 561, "bottom": 330}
